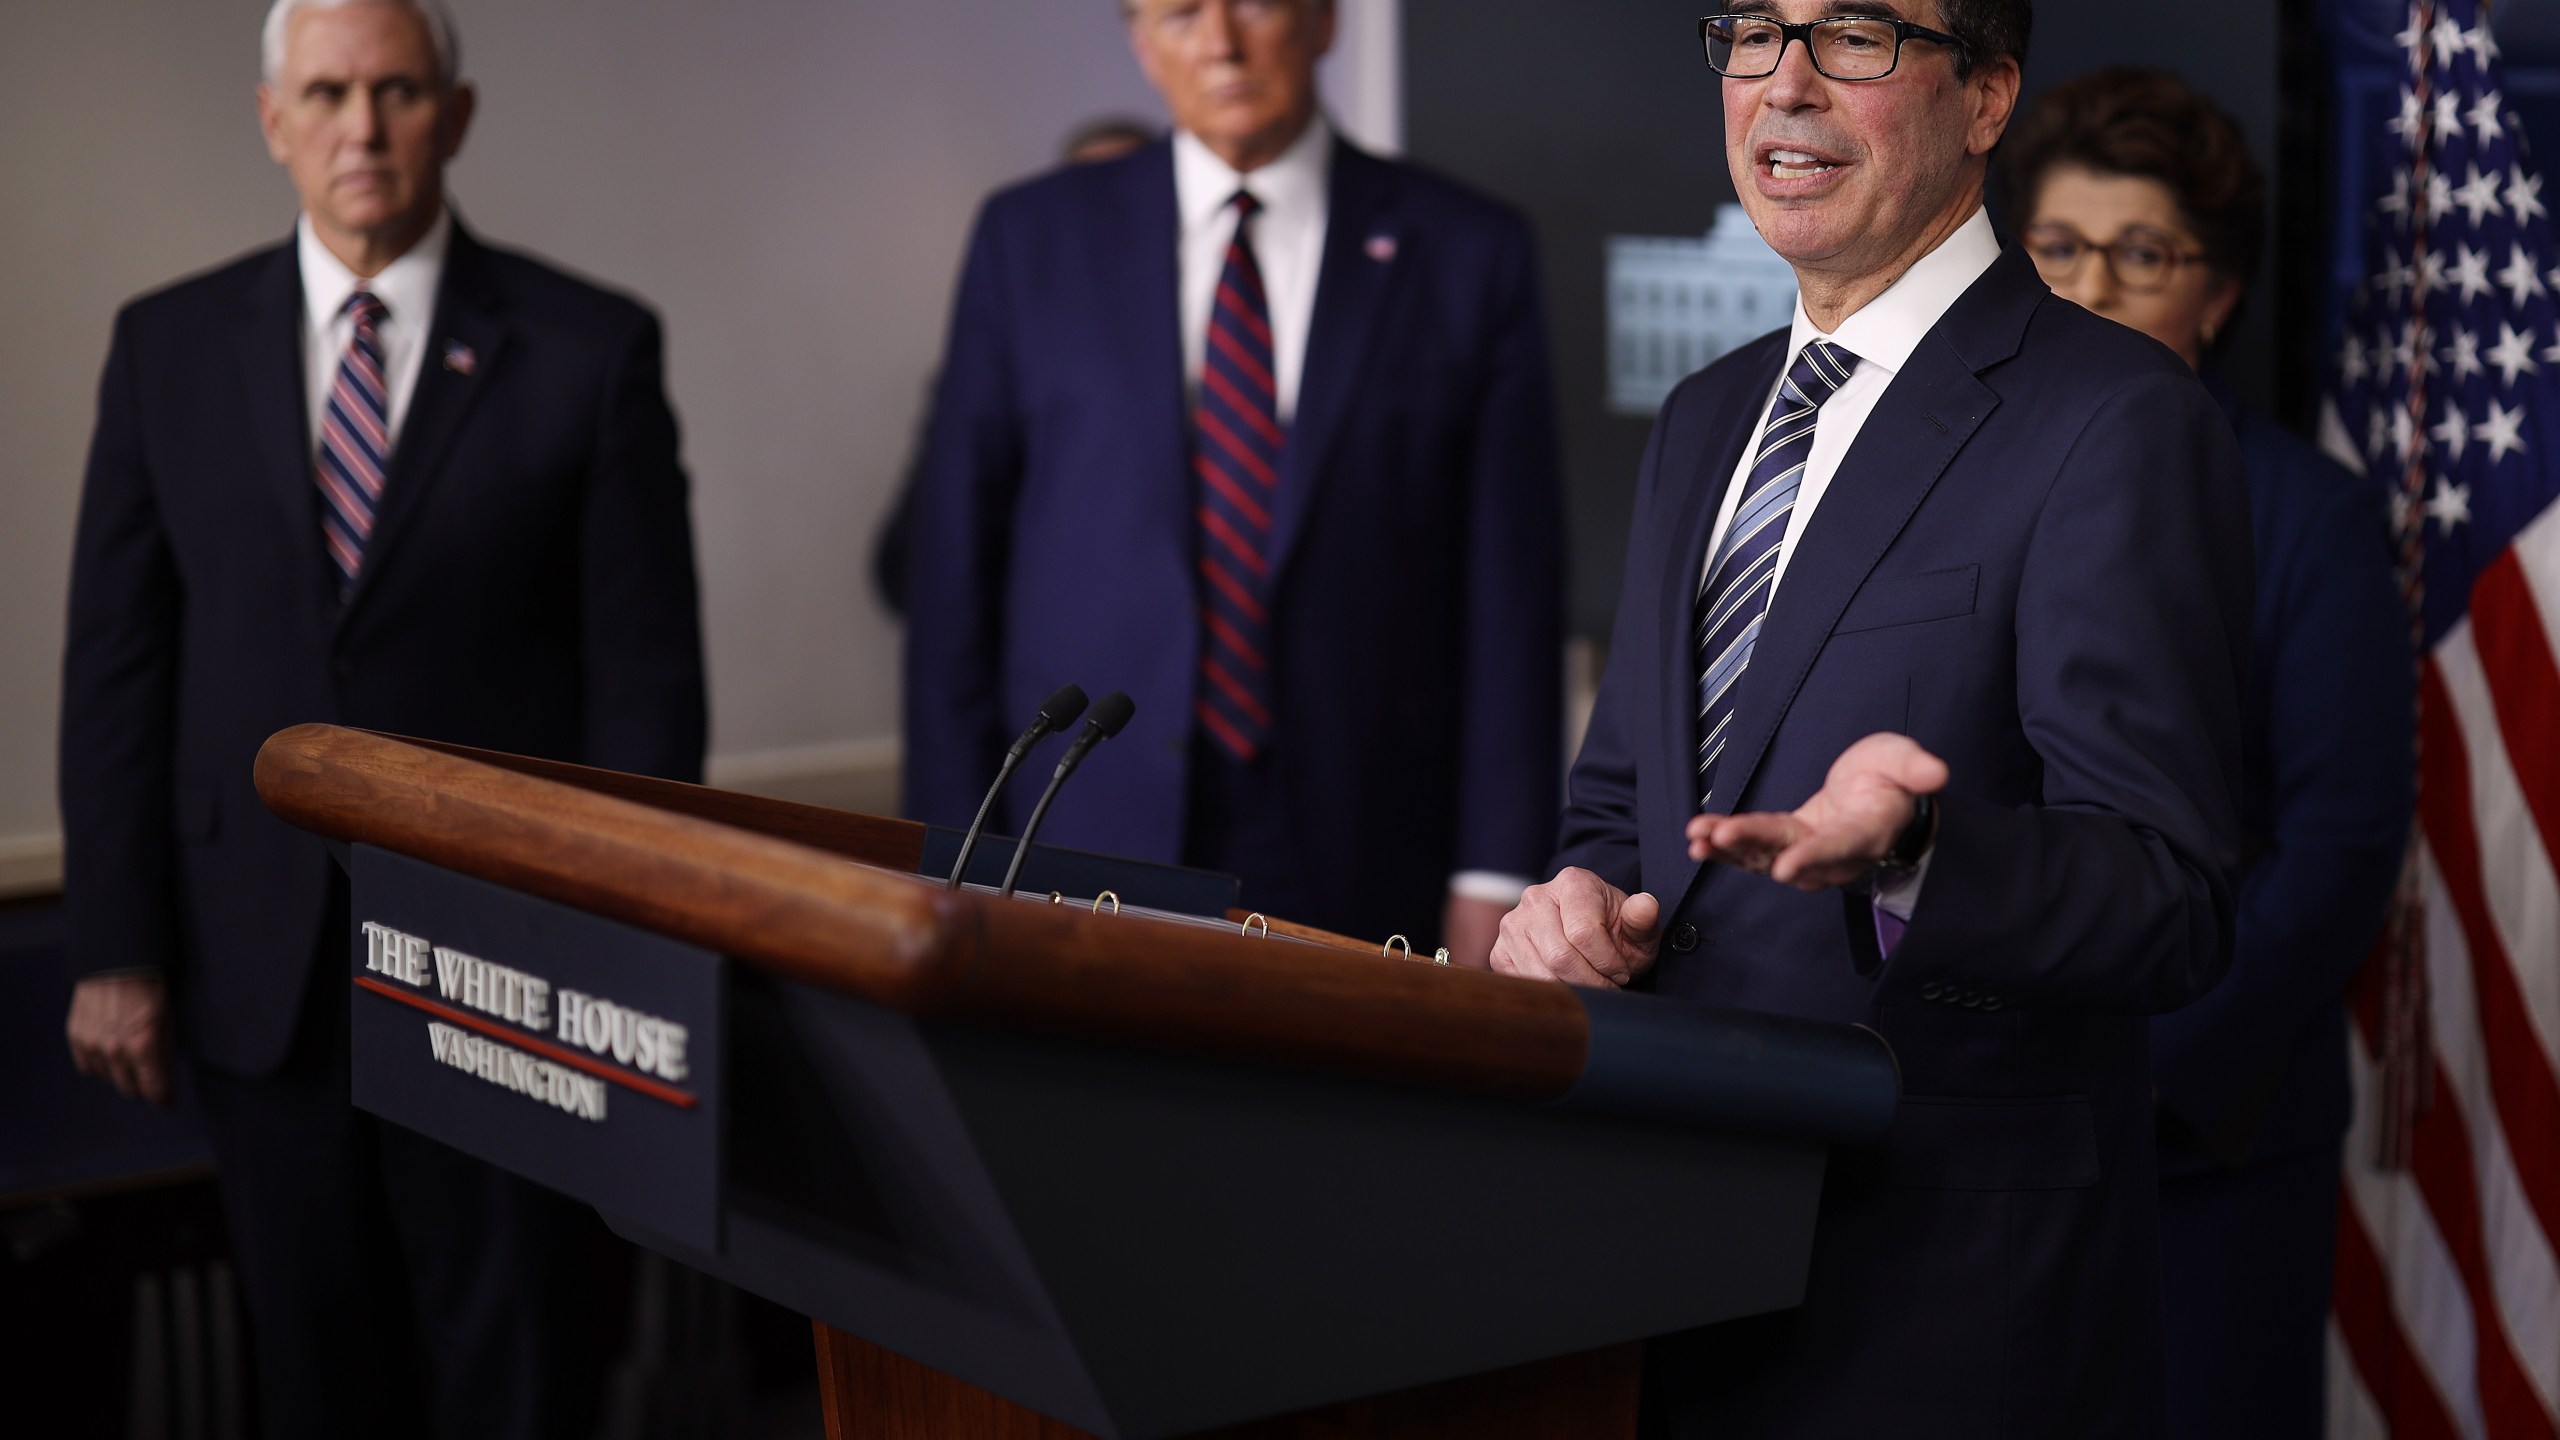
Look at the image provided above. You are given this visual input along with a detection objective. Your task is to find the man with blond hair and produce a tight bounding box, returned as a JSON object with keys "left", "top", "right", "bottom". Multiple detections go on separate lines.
{"left": 60, "top": 2, "right": 705, "bottom": 1432}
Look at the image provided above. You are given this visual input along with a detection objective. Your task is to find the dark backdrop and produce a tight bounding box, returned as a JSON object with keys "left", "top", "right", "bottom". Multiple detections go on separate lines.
{"left": 1403, "top": 3, "right": 2287, "bottom": 637}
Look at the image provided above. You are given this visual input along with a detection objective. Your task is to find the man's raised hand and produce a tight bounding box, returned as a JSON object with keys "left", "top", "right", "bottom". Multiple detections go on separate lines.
{"left": 1688, "top": 732, "right": 1948, "bottom": 892}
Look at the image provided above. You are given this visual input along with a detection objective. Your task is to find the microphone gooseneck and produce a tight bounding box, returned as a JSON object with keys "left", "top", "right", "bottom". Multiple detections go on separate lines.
{"left": 997, "top": 691, "right": 1137, "bottom": 900}
{"left": 947, "top": 684, "right": 1088, "bottom": 889}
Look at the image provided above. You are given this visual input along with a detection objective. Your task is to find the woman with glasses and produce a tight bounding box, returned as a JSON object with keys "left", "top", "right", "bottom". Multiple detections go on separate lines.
{"left": 1999, "top": 67, "right": 2412, "bottom": 1439}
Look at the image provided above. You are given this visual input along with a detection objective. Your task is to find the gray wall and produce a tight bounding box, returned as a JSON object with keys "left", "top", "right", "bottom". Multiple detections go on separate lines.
{"left": 0, "top": 0, "right": 1399, "bottom": 878}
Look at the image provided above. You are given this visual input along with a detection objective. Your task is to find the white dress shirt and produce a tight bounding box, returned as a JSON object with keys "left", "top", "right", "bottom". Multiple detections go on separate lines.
{"left": 1173, "top": 116, "right": 1331, "bottom": 424}
{"left": 1696, "top": 207, "right": 2002, "bottom": 912}
{"left": 297, "top": 207, "right": 450, "bottom": 460}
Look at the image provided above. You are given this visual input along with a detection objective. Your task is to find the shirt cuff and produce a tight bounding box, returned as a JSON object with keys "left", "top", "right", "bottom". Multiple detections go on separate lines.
{"left": 1872, "top": 847, "right": 1933, "bottom": 921}
{"left": 1449, "top": 870, "right": 1533, "bottom": 906}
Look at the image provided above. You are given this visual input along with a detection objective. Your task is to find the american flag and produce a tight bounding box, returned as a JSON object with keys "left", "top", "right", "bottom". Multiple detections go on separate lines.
{"left": 2322, "top": 1, "right": 2560, "bottom": 1434}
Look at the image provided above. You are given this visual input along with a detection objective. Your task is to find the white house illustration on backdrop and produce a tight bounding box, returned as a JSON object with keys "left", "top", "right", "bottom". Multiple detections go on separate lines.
{"left": 1607, "top": 203, "right": 1799, "bottom": 417}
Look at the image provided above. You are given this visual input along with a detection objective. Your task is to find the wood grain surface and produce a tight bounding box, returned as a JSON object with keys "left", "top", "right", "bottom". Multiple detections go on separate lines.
{"left": 255, "top": 725, "right": 1587, "bottom": 1101}
{"left": 810, "top": 1323, "right": 1642, "bottom": 1440}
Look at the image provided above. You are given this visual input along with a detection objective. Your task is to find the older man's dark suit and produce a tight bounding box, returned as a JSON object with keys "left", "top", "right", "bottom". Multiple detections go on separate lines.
{"left": 1558, "top": 250, "right": 2251, "bottom": 1437}
{"left": 904, "top": 136, "right": 1562, "bottom": 945}
{"left": 60, "top": 221, "right": 706, "bottom": 1437}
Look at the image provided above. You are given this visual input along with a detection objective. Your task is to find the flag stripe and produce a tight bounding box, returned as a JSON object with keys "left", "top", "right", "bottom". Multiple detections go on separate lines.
{"left": 2437, "top": 611, "right": 2560, "bottom": 1075}
{"left": 2420, "top": 658, "right": 2560, "bottom": 1262}
{"left": 2413, "top": 843, "right": 2560, "bottom": 1420}
{"left": 2471, "top": 550, "right": 2560, "bottom": 935}
{"left": 2336, "top": 1174, "right": 2468, "bottom": 1440}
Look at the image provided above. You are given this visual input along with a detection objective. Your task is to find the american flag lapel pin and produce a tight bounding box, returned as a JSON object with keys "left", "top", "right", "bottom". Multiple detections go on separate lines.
{"left": 1365, "top": 233, "right": 1397, "bottom": 264}
{"left": 442, "top": 340, "right": 476, "bottom": 376}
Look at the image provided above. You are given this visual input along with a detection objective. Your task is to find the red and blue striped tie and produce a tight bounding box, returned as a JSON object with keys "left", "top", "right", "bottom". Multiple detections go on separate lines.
{"left": 1194, "top": 192, "right": 1285, "bottom": 760}
{"left": 317, "top": 290, "right": 392, "bottom": 590}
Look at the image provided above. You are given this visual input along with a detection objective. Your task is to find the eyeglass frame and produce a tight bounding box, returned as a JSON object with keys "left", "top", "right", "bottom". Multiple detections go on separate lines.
{"left": 1697, "top": 13, "right": 1969, "bottom": 83}
{"left": 2019, "top": 222, "right": 2214, "bottom": 295}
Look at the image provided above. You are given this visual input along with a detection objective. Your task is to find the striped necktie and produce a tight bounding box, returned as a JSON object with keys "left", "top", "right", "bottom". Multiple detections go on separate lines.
{"left": 1695, "top": 338, "right": 1860, "bottom": 809}
{"left": 1193, "top": 191, "right": 1285, "bottom": 761}
{"left": 316, "top": 289, "right": 393, "bottom": 590}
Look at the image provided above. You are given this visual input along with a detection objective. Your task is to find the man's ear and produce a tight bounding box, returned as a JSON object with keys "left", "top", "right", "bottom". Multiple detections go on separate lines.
{"left": 256, "top": 83, "right": 290, "bottom": 166}
{"left": 439, "top": 83, "right": 477, "bottom": 162}
{"left": 1967, "top": 55, "right": 2022, "bottom": 157}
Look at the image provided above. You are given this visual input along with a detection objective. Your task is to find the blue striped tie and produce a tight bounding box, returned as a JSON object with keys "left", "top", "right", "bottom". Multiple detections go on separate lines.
{"left": 1695, "top": 339, "right": 1859, "bottom": 809}
{"left": 316, "top": 290, "right": 392, "bottom": 590}
{"left": 1194, "top": 191, "right": 1285, "bottom": 760}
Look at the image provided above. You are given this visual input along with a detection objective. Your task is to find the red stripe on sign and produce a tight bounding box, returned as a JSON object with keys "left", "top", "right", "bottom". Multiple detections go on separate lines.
{"left": 2419, "top": 659, "right": 2560, "bottom": 1256}
{"left": 1201, "top": 365, "right": 1286, "bottom": 447}
{"left": 352, "top": 974, "right": 699, "bottom": 1109}
{"left": 2471, "top": 551, "right": 2560, "bottom": 881}
{"left": 2334, "top": 1183, "right": 2465, "bottom": 1440}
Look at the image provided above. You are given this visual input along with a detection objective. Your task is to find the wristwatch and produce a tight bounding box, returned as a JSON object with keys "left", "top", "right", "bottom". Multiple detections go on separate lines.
{"left": 1877, "top": 792, "right": 1938, "bottom": 875}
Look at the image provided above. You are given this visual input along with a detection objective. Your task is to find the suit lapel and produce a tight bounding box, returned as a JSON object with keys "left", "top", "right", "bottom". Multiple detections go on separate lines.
{"left": 340, "top": 222, "right": 507, "bottom": 624}
{"left": 1648, "top": 337, "right": 1787, "bottom": 906}
{"left": 235, "top": 243, "right": 326, "bottom": 595}
{"left": 1267, "top": 138, "right": 1399, "bottom": 581}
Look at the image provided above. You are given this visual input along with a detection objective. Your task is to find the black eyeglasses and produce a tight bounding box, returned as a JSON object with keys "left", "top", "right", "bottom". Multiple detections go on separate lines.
{"left": 1699, "top": 13, "right": 1967, "bottom": 82}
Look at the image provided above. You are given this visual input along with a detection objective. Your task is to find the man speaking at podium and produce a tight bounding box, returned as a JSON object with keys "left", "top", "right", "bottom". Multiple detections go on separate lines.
{"left": 58, "top": 1, "right": 706, "bottom": 1433}
{"left": 1490, "top": 2, "right": 2247, "bottom": 1434}
{"left": 904, "top": 0, "right": 1564, "bottom": 961}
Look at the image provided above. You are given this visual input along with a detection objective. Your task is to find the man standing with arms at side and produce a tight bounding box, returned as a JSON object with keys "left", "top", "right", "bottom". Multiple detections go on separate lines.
{"left": 905, "top": 0, "right": 1563, "bottom": 961}
{"left": 1490, "top": 3, "right": 2249, "bottom": 1434}
{"left": 59, "top": 2, "right": 706, "bottom": 1434}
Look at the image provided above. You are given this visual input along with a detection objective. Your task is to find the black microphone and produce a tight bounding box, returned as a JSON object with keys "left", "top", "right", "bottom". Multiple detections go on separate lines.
{"left": 997, "top": 691, "right": 1137, "bottom": 900}
{"left": 946, "top": 684, "right": 1088, "bottom": 889}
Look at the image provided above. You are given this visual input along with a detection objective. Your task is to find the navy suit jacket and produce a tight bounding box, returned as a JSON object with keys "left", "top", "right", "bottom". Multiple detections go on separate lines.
{"left": 60, "top": 222, "right": 708, "bottom": 1075}
{"left": 1558, "top": 249, "right": 2251, "bottom": 1435}
{"left": 904, "top": 136, "right": 1563, "bottom": 942}
{"left": 2154, "top": 390, "right": 2411, "bottom": 1172}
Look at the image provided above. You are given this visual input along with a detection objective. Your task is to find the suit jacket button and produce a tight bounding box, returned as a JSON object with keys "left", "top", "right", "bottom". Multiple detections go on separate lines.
{"left": 1919, "top": 981, "right": 1944, "bottom": 1001}
{"left": 1960, "top": 989, "right": 1983, "bottom": 1009}
{"left": 1667, "top": 923, "right": 1699, "bottom": 954}
{"left": 1981, "top": 994, "right": 2002, "bottom": 1011}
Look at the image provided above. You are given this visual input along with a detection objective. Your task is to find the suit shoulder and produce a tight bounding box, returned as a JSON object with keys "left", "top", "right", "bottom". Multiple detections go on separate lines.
{"left": 469, "top": 238, "right": 662, "bottom": 336}
{"left": 2010, "top": 292, "right": 2200, "bottom": 395}
{"left": 976, "top": 145, "right": 1149, "bottom": 231}
{"left": 114, "top": 241, "right": 290, "bottom": 333}
{"left": 2231, "top": 403, "right": 2384, "bottom": 540}
{"left": 1364, "top": 153, "right": 1534, "bottom": 240}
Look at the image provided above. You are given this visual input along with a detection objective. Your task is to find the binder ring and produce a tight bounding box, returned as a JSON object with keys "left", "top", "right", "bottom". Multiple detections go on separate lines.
{"left": 1092, "top": 890, "right": 1120, "bottom": 915}
{"left": 1241, "top": 913, "right": 1270, "bottom": 938}
{"left": 1432, "top": 947, "right": 1451, "bottom": 966}
{"left": 1383, "top": 934, "right": 1411, "bottom": 960}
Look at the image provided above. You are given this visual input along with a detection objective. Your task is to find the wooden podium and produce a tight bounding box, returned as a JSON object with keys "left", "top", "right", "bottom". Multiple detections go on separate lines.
{"left": 254, "top": 725, "right": 1900, "bottom": 1440}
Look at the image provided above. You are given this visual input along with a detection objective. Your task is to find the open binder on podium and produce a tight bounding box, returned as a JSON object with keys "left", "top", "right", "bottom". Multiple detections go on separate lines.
{"left": 254, "top": 724, "right": 1901, "bottom": 1440}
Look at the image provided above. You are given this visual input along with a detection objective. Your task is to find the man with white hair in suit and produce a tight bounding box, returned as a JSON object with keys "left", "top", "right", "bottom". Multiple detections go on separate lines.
{"left": 59, "top": 2, "right": 707, "bottom": 1433}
